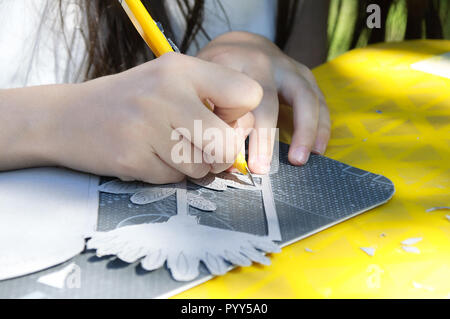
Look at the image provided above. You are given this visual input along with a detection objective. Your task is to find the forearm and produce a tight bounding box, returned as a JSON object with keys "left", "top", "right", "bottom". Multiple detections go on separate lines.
{"left": 0, "top": 84, "right": 70, "bottom": 170}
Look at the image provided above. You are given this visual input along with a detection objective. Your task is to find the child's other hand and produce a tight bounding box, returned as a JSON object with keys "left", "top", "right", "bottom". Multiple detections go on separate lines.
{"left": 197, "top": 32, "right": 331, "bottom": 174}
{"left": 49, "top": 53, "right": 263, "bottom": 183}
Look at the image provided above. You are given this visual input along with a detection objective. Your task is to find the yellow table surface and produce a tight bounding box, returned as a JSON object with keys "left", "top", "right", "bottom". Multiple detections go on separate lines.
{"left": 175, "top": 40, "right": 450, "bottom": 298}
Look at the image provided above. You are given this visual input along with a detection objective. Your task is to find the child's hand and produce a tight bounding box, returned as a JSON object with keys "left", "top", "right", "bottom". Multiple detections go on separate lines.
{"left": 45, "top": 53, "right": 263, "bottom": 183}
{"left": 197, "top": 32, "right": 331, "bottom": 174}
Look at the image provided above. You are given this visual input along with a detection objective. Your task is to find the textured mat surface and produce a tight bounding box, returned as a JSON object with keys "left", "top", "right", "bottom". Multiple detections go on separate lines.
{"left": 0, "top": 143, "right": 394, "bottom": 298}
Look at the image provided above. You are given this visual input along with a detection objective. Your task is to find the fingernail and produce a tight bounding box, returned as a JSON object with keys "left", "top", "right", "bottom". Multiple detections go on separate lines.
{"left": 292, "top": 146, "right": 310, "bottom": 164}
{"left": 312, "top": 140, "right": 326, "bottom": 155}
{"left": 250, "top": 155, "right": 271, "bottom": 174}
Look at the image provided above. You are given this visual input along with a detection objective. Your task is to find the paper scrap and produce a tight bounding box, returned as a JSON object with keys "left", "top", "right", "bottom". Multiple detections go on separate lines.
{"left": 37, "top": 263, "right": 78, "bottom": 289}
{"left": 411, "top": 52, "right": 450, "bottom": 79}
{"left": 426, "top": 206, "right": 450, "bottom": 212}
{"left": 360, "top": 247, "right": 375, "bottom": 256}
{"left": 19, "top": 291, "right": 49, "bottom": 299}
{"left": 413, "top": 281, "right": 435, "bottom": 292}
{"left": 401, "top": 237, "right": 422, "bottom": 245}
{"left": 402, "top": 246, "right": 420, "bottom": 254}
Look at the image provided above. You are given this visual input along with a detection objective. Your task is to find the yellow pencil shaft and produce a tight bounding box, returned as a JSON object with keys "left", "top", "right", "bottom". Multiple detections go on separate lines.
{"left": 120, "top": 0, "right": 251, "bottom": 175}
{"left": 122, "top": 0, "right": 173, "bottom": 56}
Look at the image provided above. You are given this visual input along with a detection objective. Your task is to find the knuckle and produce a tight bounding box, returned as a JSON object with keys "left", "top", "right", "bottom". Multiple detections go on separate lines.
{"left": 155, "top": 52, "right": 187, "bottom": 75}
{"left": 250, "top": 51, "right": 272, "bottom": 67}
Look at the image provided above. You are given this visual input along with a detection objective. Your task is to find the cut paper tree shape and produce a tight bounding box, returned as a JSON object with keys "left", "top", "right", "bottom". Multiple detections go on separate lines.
{"left": 88, "top": 175, "right": 280, "bottom": 281}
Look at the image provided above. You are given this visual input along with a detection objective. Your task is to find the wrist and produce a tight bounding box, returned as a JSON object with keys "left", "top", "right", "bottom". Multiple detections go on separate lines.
{"left": 0, "top": 84, "right": 79, "bottom": 169}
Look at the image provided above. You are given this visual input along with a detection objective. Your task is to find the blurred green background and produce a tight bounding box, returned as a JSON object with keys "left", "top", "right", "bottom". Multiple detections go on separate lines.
{"left": 327, "top": 0, "right": 450, "bottom": 60}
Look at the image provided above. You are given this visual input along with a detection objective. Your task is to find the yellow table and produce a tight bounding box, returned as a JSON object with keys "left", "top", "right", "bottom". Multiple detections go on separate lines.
{"left": 175, "top": 40, "right": 450, "bottom": 298}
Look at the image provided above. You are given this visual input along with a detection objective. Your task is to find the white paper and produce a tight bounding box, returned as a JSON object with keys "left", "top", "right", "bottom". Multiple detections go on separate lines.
{"left": 89, "top": 178, "right": 281, "bottom": 282}
{"left": 402, "top": 246, "right": 420, "bottom": 254}
{"left": 401, "top": 237, "right": 422, "bottom": 245}
{"left": 360, "top": 247, "right": 375, "bottom": 256}
{"left": 0, "top": 168, "right": 99, "bottom": 280}
{"left": 411, "top": 52, "right": 450, "bottom": 79}
{"left": 37, "top": 263, "right": 77, "bottom": 289}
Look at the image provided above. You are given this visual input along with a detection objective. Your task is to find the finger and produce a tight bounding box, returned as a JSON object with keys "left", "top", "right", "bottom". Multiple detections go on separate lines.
{"left": 287, "top": 59, "right": 330, "bottom": 155}
{"left": 288, "top": 57, "right": 327, "bottom": 105}
{"left": 247, "top": 69, "right": 279, "bottom": 175}
{"left": 169, "top": 96, "right": 244, "bottom": 166}
{"left": 212, "top": 112, "right": 255, "bottom": 174}
{"left": 152, "top": 127, "right": 212, "bottom": 179}
{"left": 312, "top": 103, "right": 331, "bottom": 155}
{"left": 280, "top": 71, "right": 320, "bottom": 166}
{"left": 178, "top": 53, "right": 263, "bottom": 123}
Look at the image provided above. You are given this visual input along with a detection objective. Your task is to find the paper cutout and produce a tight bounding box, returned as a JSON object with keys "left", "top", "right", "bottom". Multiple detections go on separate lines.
{"left": 412, "top": 281, "right": 435, "bottom": 292}
{"left": 261, "top": 175, "right": 282, "bottom": 241}
{"left": 0, "top": 168, "right": 99, "bottom": 281}
{"left": 19, "top": 291, "right": 49, "bottom": 299}
{"left": 89, "top": 178, "right": 280, "bottom": 281}
{"left": 98, "top": 180, "right": 151, "bottom": 194}
{"left": 37, "top": 263, "right": 78, "bottom": 289}
{"left": 426, "top": 206, "right": 450, "bottom": 212}
{"left": 360, "top": 247, "right": 375, "bottom": 256}
{"left": 216, "top": 172, "right": 259, "bottom": 190}
{"left": 411, "top": 52, "right": 450, "bottom": 79}
{"left": 401, "top": 237, "right": 422, "bottom": 245}
{"left": 88, "top": 216, "right": 279, "bottom": 281}
{"left": 189, "top": 174, "right": 227, "bottom": 191}
{"left": 190, "top": 172, "right": 259, "bottom": 191}
{"left": 130, "top": 188, "right": 176, "bottom": 205}
{"left": 402, "top": 246, "right": 420, "bottom": 254}
{"left": 98, "top": 180, "right": 215, "bottom": 211}
{"left": 186, "top": 194, "right": 216, "bottom": 212}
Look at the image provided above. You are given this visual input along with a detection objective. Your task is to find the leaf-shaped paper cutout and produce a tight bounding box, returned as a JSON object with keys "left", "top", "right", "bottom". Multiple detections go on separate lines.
{"left": 203, "top": 252, "right": 228, "bottom": 275}
{"left": 223, "top": 250, "right": 251, "bottom": 267}
{"left": 98, "top": 180, "right": 150, "bottom": 194}
{"left": 117, "top": 247, "right": 146, "bottom": 263}
{"left": 141, "top": 249, "right": 166, "bottom": 271}
{"left": 130, "top": 188, "right": 176, "bottom": 205}
{"left": 87, "top": 215, "right": 280, "bottom": 282}
{"left": 249, "top": 239, "right": 281, "bottom": 253}
{"left": 167, "top": 252, "right": 200, "bottom": 282}
{"left": 187, "top": 194, "right": 216, "bottom": 211}
{"left": 240, "top": 245, "right": 271, "bottom": 265}
{"left": 189, "top": 174, "right": 227, "bottom": 191}
{"left": 217, "top": 172, "right": 258, "bottom": 190}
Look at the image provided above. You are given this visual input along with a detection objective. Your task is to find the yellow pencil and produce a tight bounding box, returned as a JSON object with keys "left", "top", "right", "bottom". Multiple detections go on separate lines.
{"left": 118, "top": 0, "right": 256, "bottom": 183}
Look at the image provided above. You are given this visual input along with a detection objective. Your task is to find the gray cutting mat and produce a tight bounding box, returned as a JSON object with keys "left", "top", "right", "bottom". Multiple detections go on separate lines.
{"left": 0, "top": 142, "right": 395, "bottom": 298}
